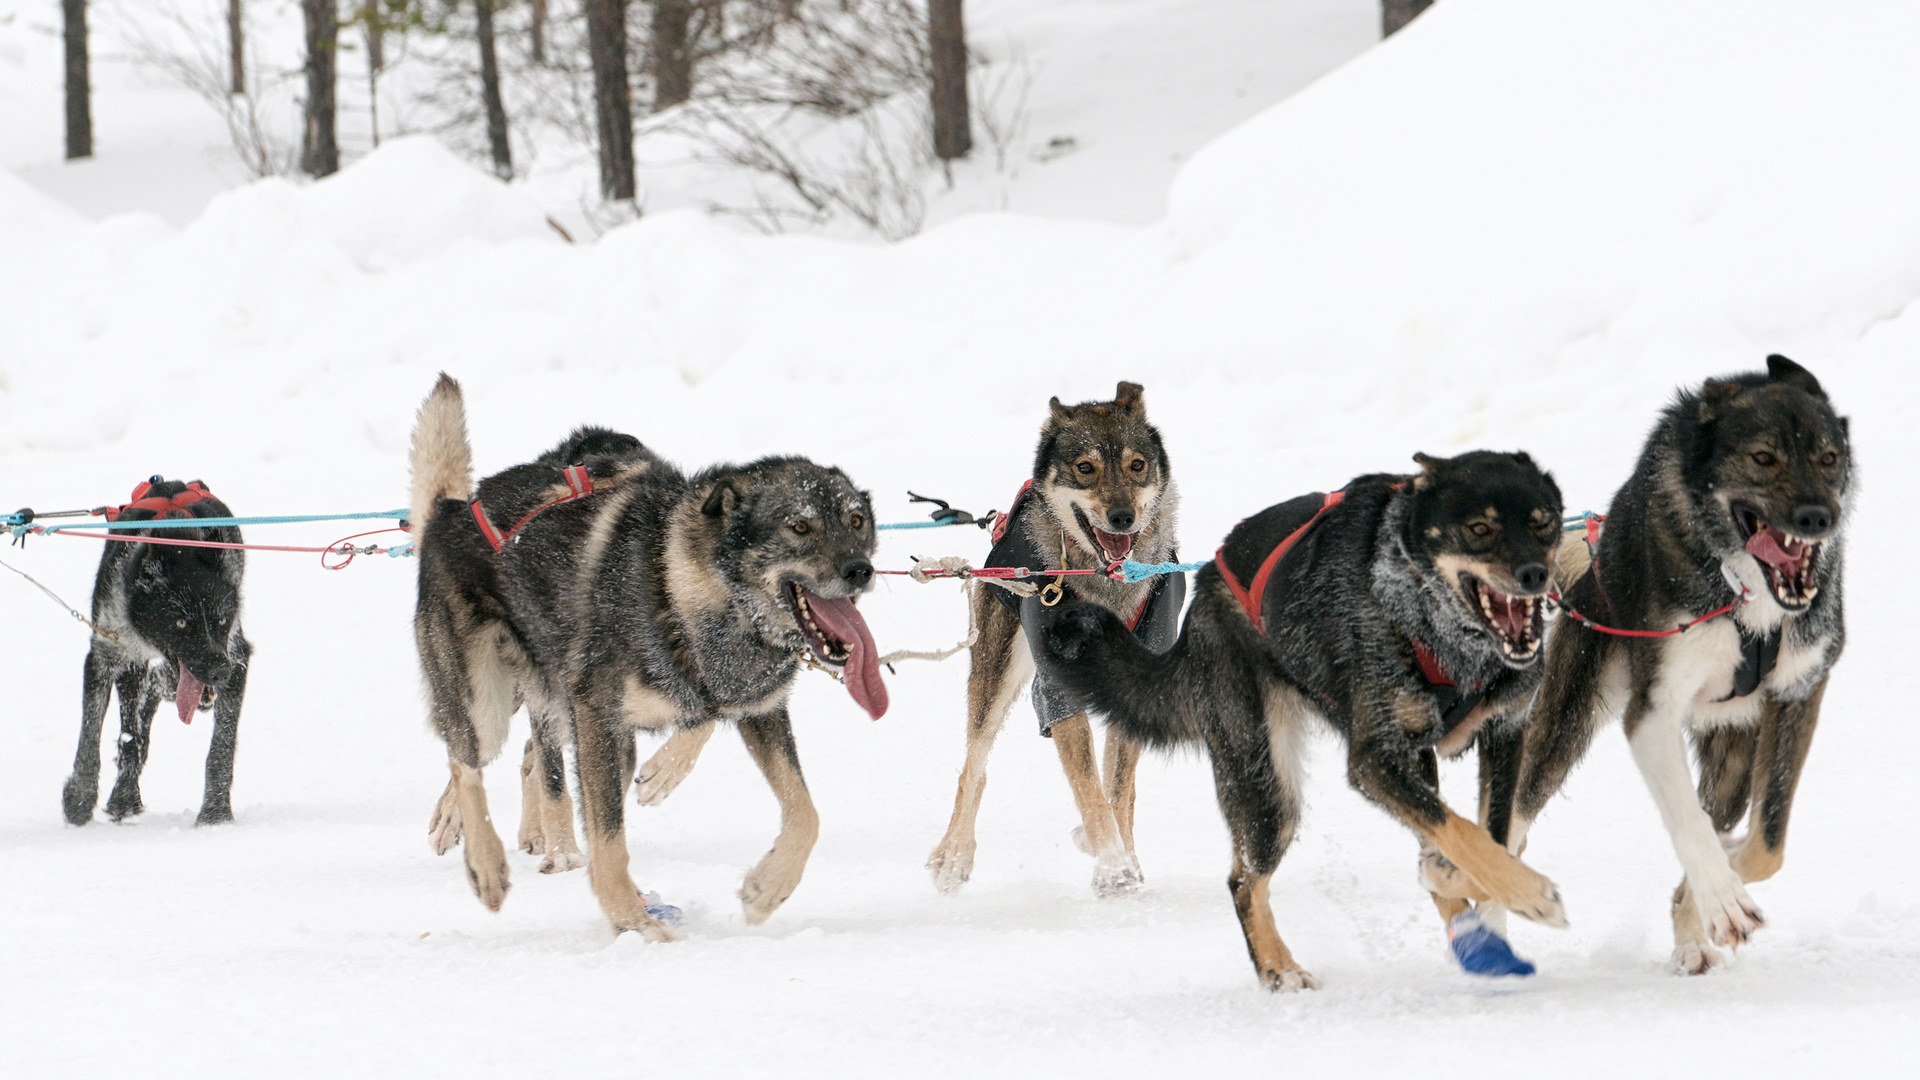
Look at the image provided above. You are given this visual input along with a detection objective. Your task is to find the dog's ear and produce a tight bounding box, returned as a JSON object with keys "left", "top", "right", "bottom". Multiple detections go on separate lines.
{"left": 1411, "top": 451, "right": 1442, "bottom": 491}
{"left": 1048, "top": 396, "right": 1076, "bottom": 424}
{"left": 701, "top": 478, "right": 740, "bottom": 518}
{"left": 1765, "top": 354, "right": 1827, "bottom": 399}
{"left": 1696, "top": 379, "right": 1743, "bottom": 422}
{"left": 1113, "top": 382, "right": 1144, "bottom": 415}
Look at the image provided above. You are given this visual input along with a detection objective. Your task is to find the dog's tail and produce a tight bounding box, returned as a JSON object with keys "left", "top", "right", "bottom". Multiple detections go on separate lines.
{"left": 1035, "top": 596, "right": 1219, "bottom": 751}
{"left": 409, "top": 373, "right": 474, "bottom": 534}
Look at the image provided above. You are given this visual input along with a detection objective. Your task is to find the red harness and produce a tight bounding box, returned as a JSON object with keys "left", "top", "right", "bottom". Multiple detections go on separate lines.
{"left": 104, "top": 480, "right": 215, "bottom": 521}
{"left": 470, "top": 464, "right": 595, "bottom": 553}
{"left": 1215, "top": 489, "right": 1345, "bottom": 630}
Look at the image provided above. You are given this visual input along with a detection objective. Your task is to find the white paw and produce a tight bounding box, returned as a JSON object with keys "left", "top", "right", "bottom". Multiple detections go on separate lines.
{"left": 1263, "top": 967, "right": 1321, "bottom": 993}
{"left": 428, "top": 805, "right": 463, "bottom": 856}
{"left": 633, "top": 763, "right": 687, "bottom": 807}
{"left": 1070, "top": 825, "right": 1093, "bottom": 856}
{"left": 1671, "top": 940, "right": 1725, "bottom": 976}
{"left": 739, "top": 863, "right": 803, "bottom": 925}
{"left": 927, "top": 841, "right": 976, "bottom": 895}
{"left": 538, "top": 848, "right": 587, "bottom": 874}
{"left": 1691, "top": 868, "right": 1765, "bottom": 947}
{"left": 1091, "top": 851, "right": 1144, "bottom": 898}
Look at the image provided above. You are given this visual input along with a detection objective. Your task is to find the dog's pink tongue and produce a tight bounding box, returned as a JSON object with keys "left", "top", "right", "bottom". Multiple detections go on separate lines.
{"left": 1746, "top": 528, "right": 1806, "bottom": 568}
{"left": 805, "top": 594, "right": 889, "bottom": 720}
{"left": 176, "top": 668, "right": 204, "bottom": 725}
{"left": 1094, "top": 529, "right": 1133, "bottom": 563}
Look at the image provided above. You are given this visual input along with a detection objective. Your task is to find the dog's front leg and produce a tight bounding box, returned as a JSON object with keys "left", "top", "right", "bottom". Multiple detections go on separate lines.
{"left": 62, "top": 649, "right": 117, "bottom": 826}
{"left": 575, "top": 702, "right": 673, "bottom": 940}
{"left": 1627, "top": 695, "right": 1765, "bottom": 957}
{"left": 737, "top": 708, "right": 819, "bottom": 925}
{"left": 634, "top": 723, "right": 715, "bottom": 807}
{"left": 1352, "top": 699, "right": 1565, "bottom": 928}
{"left": 1053, "top": 714, "right": 1143, "bottom": 897}
{"left": 196, "top": 644, "right": 247, "bottom": 826}
{"left": 105, "top": 666, "right": 158, "bottom": 821}
{"left": 928, "top": 598, "right": 1029, "bottom": 894}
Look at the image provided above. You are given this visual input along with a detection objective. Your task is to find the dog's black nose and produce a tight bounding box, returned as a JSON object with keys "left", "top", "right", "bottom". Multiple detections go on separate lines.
{"left": 1105, "top": 507, "right": 1135, "bottom": 533}
{"left": 1791, "top": 505, "right": 1832, "bottom": 537}
{"left": 1514, "top": 563, "right": 1550, "bottom": 593}
{"left": 840, "top": 559, "right": 874, "bottom": 588}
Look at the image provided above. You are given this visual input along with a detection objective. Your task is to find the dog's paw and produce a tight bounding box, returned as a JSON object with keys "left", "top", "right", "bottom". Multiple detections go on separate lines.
{"left": 61, "top": 777, "right": 97, "bottom": 827}
{"left": 926, "top": 839, "right": 977, "bottom": 895}
{"left": 428, "top": 803, "right": 463, "bottom": 856}
{"left": 739, "top": 859, "right": 804, "bottom": 925}
{"left": 633, "top": 761, "right": 689, "bottom": 808}
{"left": 463, "top": 838, "right": 511, "bottom": 913}
{"left": 1691, "top": 869, "right": 1765, "bottom": 947}
{"left": 538, "top": 848, "right": 587, "bottom": 874}
{"left": 1493, "top": 863, "right": 1567, "bottom": 929}
{"left": 1070, "top": 825, "right": 1093, "bottom": 855}
{"left": 105, "top": 789, "right": 144, "bottom": 822}
{"left": 1671, "top": 940, "right": 1725, "bottom": 976}
{"left": 1418, "top": 849, "right": 1489, "bottom": 902}
{"left": 194, "top": 803, "right": 234, "bottom": 827}
{"left": 1092, "top": 851, "right": 1144, "bottom": 898}
{"left": 1261, "top": 966, "right": 1321, "bottom": 993}
{"left": 517, "top": 821, "right": 543, "bottom": 855}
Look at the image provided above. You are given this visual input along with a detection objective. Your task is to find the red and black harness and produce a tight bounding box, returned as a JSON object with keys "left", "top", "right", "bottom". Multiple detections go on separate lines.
{"left": 985, "top": 479, "right": 1163, "bottom": 631}
{"left": 1212, "top": 486, "right": 1488, "bottom": 735}
{"left": 105, "top": 479, "right": 216, "bottom": 522}
{"left": 469, "top": 464, "right": 596, "bottom": 553}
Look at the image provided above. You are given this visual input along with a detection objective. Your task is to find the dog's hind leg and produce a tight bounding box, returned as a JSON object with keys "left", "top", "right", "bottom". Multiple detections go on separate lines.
{"left": 523, "top": 707, "right": 585, "bottom": 873}
{"left": 575, "top": 700, "right": 674, "bottom": 940}
{"left": 738, "top": 709, "right": 820, "bottom": 925}
{"left": 1053, "top": 715, "right": 1142, "bottom": 897}
{"left": 1215, "top": 686, "right": 1316, "bottom": 992}
{"left": 195, "top": 641, "right": 247, "bottom": 826}
{"left": 634, "top": 723, "right": 715, "bottom": 807}
{"left": 105, "top": 666, "right": 159, "bottom": 822}
{"left": 928, "top": 597, "right": 1029, "bottom": 895}
{"left": 518, "top": 738, "right": 543, "bottom": 854}
{"left": 62, "top": 650, "right": 118, "bottom": 826}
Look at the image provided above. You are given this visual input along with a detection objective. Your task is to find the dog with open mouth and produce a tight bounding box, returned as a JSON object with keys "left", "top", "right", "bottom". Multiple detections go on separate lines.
{"left": 926, "top": 381, "right": 1184, "bottom": 899}
{"left": 1035, "top": 450, "right": 1570, "bottom": 991}
{"left": 410, "top": 376, "right": 884, "bottom": 935}
{"left": 1510, "top": 355, "right": 1850, "bottom": 975}
{"left": 62, "top": 477, "right": 251, "bottom": 827}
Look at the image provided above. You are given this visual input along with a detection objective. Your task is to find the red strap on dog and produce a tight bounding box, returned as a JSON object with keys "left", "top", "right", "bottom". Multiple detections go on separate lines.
{"left": 104, "top": 481, "right": 213, "bottom": 522}
{"left": 470, "top": 464, "right": 595, "bottom": 553}
{"left": 1216, "top": 489, "right": 1345, "bottom": 631}
{"left": 990, "top": 479, "right": 1033, "bottom": 546}
{"left": 1410, "top": 638, "right": 1454, "bottom": 687}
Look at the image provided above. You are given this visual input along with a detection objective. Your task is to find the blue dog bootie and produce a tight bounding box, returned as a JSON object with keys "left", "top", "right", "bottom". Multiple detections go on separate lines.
{"left": 643, "top": 891, "right": 684, "bottom": 926}
{"left": 1448, "top": 910, "right": 1536, "bottom": 977}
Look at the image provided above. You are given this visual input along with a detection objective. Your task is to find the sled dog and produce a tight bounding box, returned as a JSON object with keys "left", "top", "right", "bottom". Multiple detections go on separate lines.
{"left": 419, "top": 424, "right": 657, "bottom": 877}
{"left": 926, "top": 381, "right": 1184, "bottom": 897}
{"left": 62, "top": 478, "right": 251, "bottom": 827}
{"left": 1511, "top": 355, "right": 1849, "bottom": 974}
{"left": 409, "top": 375, "right": 886, "bottom": 934}
{"left": 1040, "top": 451, "right": 1569, "bottom": 989}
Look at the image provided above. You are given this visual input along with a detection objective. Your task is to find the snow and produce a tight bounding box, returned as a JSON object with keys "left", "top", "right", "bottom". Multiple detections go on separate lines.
{"left": 3, "top": 0, "right": 1919, "bottom": 1075}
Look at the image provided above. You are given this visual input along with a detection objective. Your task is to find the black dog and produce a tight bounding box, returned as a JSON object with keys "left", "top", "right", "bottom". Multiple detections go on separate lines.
{"left": 62, "top": 478, "right": 251, "bottom": 826}
{"left": 1040, "top": 451, "right": 1568, "bottom": 990}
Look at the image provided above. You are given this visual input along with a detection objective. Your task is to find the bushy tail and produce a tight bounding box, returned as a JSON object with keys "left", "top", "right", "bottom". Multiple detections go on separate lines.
{"left": 1035, "top": 599, "right": 1212, "bottom": 750}
{"left": 409, "top": 373, "right": 473, "bottom": 534}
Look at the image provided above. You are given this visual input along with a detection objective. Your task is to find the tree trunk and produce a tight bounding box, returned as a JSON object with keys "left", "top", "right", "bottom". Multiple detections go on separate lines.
{"left": 1382, "top": 0, "right": 1434, "bottom": 37}
{"left": 476, "top": 0, "right": 513, "bottom": 179}
{"left": 63, "top": 0, "right": 91, "bottom": 159}
{"left": 651, "top": 1, "right": 694, "bottom": 113}
{"left": 530, "top": 0, "right": 548, "bottom": 65}
{"left": 228, "top": 0, "right": 245, "bottom": 95}
{"left": 929, "top": 0, "right": 970, "bottom": 161}
{"left": 301, "top": 0, "right": 339, "bottom": 178}
{"left": 585, "top": 0, "right": 636, "bottom": 199}
{"left": 362, "top": 1, "right": 385, "bottom": 73}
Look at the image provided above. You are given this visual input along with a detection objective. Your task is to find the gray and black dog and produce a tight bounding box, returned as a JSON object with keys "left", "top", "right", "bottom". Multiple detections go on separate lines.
{"left": 1039, "top": 451, "right": 1569, "bottom": 990}
{"left": 1510, "top": 355, "right": 1850, "bottom": 975}
{"left": 410, "top": 375, "right": 886, "bottom": 935}
{"left": 926, "top": 381, "right": 1183, "bottom": 898}
{"left": 62, "top": 477, "right": 251, "bottom": 827}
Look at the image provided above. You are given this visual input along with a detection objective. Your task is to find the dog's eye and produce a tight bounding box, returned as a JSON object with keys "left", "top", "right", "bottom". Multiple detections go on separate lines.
{"left": 792, "top": 521, "right": 810, "bottom": 535}
{"left": 1752, "top": 450, "right": 1777, "bottom": 467}
{"left": 1819, "top": 450, "right": 1838, "bottom": 467}
{"left": 1469, "top": 523, "right": 1491, "bottom": 537}
{"left": 1076, "top": 461, "right": 1094, "bottom": 475}
{"left": 175, "top": 619, "right": 187, "bottom": 629}
{"left": 849, "top": 513, "right": 864, "bottom": 530}
{"left": 1128, "top": 459, "right": 1146, "bottom": 473}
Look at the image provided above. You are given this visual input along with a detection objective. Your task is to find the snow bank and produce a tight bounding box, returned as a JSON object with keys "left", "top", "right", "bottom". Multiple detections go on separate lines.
{"left": 2, "top": 2, "right": 1918, "bottom": 1075}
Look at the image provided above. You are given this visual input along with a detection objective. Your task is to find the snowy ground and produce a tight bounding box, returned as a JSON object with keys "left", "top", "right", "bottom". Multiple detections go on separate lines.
{"left": 4, "top": 1, "right": 1920, "bottom": 1076}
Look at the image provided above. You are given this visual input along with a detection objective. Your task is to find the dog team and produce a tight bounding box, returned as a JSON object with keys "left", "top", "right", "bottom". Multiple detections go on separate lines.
{"left": 57, "top": 354, "right": 1850, "bottom": 988}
